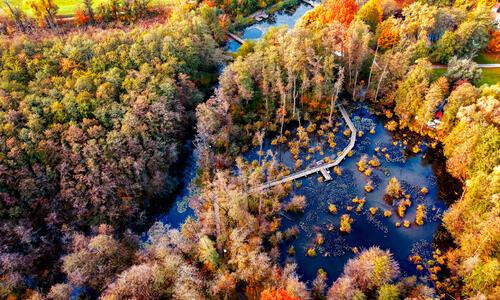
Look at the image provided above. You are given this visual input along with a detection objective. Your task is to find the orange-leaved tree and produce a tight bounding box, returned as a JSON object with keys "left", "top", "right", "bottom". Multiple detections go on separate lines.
{"left": 356, "top": 0, "right": 383, "bottom": 31}
{"left": 260, "top": 288, "right": 300, "bottom": 300}
{"left": 377, "top": 17, "right": 401, "bottom": 50}
{"left": 302, "top": 0, "right": 359, "bottom": 27}
{"left": 486, "top": 31, "right": 500, "bottom": 55}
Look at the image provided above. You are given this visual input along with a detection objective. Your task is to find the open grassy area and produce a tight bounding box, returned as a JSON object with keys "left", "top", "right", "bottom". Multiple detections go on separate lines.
{"left": 477, "top": 68, "right": 500, "bottom": 86}
{"left": 2, "top": 0, "right": 171, "bottom": 16}
{"left": 430, "top": 68, "right": 446, "bottom": 83}
{"left": 3, "top": 0, "right": 89, "bottom": 16}
{"left": 474, "top": 52, "right": 500, "bottom": 64}
{"left": 432, "top": 67, "right": 499, "bottom": 86}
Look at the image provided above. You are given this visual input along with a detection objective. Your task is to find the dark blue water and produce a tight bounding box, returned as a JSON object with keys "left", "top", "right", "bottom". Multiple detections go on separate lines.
{"left": 163, "top": 3, "right": 317, "bottom": 227}
{"left": 159, "top": 141, "right": 197, "bottom": 228}
{"left": 159, "top": 3, "right": 450, "bottom": 286}
{"left": 226, "top": 3, "right": 313, "bottom": 52}
{"left": 242, "top": 103, "right": 448, "bottom": 285}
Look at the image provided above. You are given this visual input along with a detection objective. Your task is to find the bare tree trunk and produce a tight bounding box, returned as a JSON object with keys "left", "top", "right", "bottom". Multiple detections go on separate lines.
{"left": 292, "top": 75, "right": 297, "bottom": 118}
{"left": 329, "top": 94, "right": 335, "bottom": 125}
{"left": 84, "top": 0, "right": 95, "bottom": 24}
{"left": 364, "top": 44, "right": 378, "bottom": 101}
{"left": 420, "top": 105, "right": 431, "bottom": 133}
{"left": 374, "top": 61, "right": 389, "bottom": 101}
{"left": 257, "top": 130, "right": 265, "bottom": 166}
{"left": 352, "top": 67, "right": 359, "bottom": 101}
{"left": 45, "top": 8, "right": 57, "bottom": 29}
{"left": 330, "top": 67, "right": 344, "bottom": 125}
{"left": 347, "top": 48, "right": 353, "bottom": 94}
{"left": 265, "top": 96, "right": 269, "bottom": 117}
{"left": 3, "top": 0, "right": 25, "bottom": 32}
{"left": 277, "top": 75, "right": 286, "bottom": 138}
{"left": 211, "top": 193, "right": 223, "bottom": 256}
{"left": 257, "top": 195, "right": 263, "bottom": 235}
{"left": 280, "top": 100, "right": 285, "bottom": 137}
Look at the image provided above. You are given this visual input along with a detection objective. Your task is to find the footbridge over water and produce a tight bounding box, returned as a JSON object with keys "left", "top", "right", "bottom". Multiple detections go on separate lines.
{"left": 257, "top": 104, "right": 357, "bottom": 190}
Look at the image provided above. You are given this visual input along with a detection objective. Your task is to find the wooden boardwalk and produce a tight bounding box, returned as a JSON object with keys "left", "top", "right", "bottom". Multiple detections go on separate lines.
{"left": 258, "top": 104, "right": 356, "bottom": 190}
{"left": 227, "top": 32, "right": 245, "bottom": 44}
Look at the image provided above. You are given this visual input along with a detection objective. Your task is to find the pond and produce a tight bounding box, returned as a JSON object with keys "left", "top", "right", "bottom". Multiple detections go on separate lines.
{"left": 226, "top": 3, "right": 314, "bottom": 52}
{"left": 241, "top": 102, "right": 452, "bottom": 285}
{"left": 157, "top": 2, "right": 454, "bottom": 287}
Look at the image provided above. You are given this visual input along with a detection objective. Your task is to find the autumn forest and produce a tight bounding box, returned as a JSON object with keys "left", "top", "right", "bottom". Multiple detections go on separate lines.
{"left": 0, "top": 0, "right": 499, "bottom": 299}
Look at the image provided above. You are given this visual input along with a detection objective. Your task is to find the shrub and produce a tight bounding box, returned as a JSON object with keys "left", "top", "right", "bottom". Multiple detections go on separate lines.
{"left": 377, "top": 284, "right": 400, "bottom": 300}
{"left": 397, "top": 201, "right": 407, "bottom": 218}
{"left": 415, "top": 205, "right": 426, "bottom": 226}
{"left": 339, "top": 247, "right": 400, "bottom": 292}
{"left": 386, "top": 177, "right": 401, "bottom": 198}
{"left": 284, "top": 195, "right": 307, "bottom": 213}
{"left": 328, "top": 204, "right": 338, "bottom": 214}
{"left": 357, "top": 155, "right": 368, "bottom": 172}
{"left": 340, "top": 214, "right": 353, "bottom": 233}
{"left": 364, "top": 180, "right": 374, "bottom": 192}
{"left": 369, "top": 155, "right": 381, "bottom": 167}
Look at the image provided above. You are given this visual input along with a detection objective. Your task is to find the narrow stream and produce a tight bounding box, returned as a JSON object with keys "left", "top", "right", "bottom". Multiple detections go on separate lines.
{"left": 158, "top": 3, "right": 317, "bottom": 229}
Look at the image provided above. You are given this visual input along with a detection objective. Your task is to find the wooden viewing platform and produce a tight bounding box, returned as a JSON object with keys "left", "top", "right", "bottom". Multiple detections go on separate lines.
{"left": 257, "top": 103, "right": 357, "bottom": 190}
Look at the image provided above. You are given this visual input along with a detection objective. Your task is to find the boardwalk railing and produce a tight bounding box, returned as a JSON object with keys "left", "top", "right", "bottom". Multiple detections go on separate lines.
{"left": 257, "top": 104, "right": 356, "bottom": 190}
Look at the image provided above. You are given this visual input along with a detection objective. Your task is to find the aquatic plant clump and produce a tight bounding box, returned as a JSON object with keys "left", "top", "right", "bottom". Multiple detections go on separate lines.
{"left": 415, "top": 205, "right": 426, "bottom": 226}
{"left": 340, "top": 214, "right": 353, "bottom": 233}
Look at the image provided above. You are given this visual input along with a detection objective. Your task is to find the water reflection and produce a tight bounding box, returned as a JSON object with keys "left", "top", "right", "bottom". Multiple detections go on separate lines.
{"left": 226, "top": 3, "right": 313, "bottom": 52}
{"left": 242, "top": 103, "right": 449, "bottom": 284}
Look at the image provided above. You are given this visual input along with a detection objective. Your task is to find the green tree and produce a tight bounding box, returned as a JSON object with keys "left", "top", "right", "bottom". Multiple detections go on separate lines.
{"left": 357, "top": 0, "right": 382, "bottom": 31}
{"left": 394, "top": 59, "right": 432, "bottom": 125}
{"left": 441, "top": 82, "right": 479, "bottom": 132}
{"left": 24, "top": 0, "right": 58, "bottom": 28}
{"left": 415, "top": 76, "right": 448, "bottom": 132}
{"left": 377, "top": 284, "right": 400, "bottom": 300}
{"left": 198, "top": 235, "right": 220, "bottom": 269}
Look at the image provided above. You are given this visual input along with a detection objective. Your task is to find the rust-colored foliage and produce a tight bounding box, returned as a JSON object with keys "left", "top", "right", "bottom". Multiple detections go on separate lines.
{"left": 74, "top": 9, "right": 89, "bottom": 26}
{"left": 377, "top": 20, "right": 400, "bottom": 49}
{"left": 394, "top": 0, "right": 414, "bottom": 9}
{"left": 260, "top": 288, "right": 299, "bottom": 300}
{"left": 303, "top": 0, "right": 359, "bottom": 27}
{"left": 486, "top": 31, "right": 500, "bottom": 54}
